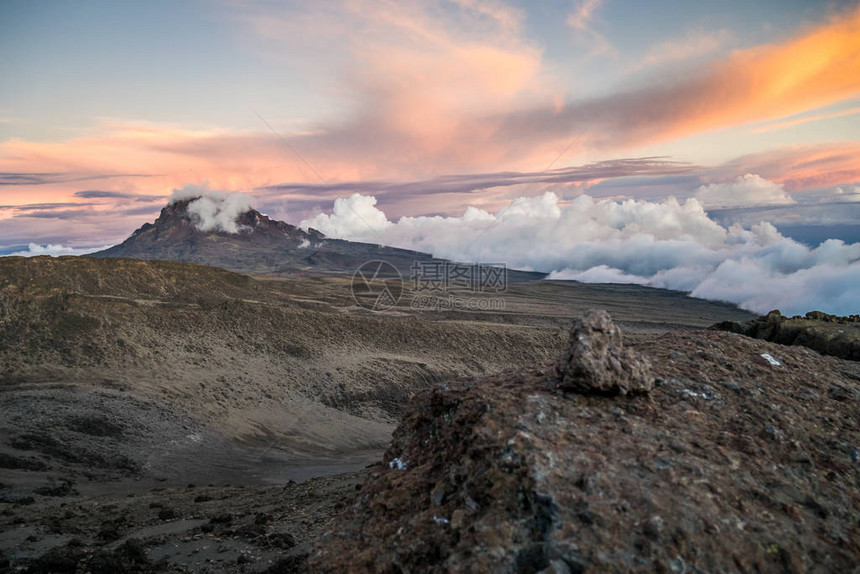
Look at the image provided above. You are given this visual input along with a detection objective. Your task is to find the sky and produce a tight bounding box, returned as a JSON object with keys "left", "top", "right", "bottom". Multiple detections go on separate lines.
{"left": 1, "top": 0, "right": 859, "bottom": 313}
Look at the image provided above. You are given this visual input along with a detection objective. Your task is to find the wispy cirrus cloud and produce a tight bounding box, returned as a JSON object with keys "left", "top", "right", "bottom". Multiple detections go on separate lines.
{"left": 73, "top": 190, "right": 162, "bottom": 201}
{"left": 0, "top": 172, "right": 153, "bottom": 186}
{"left": 642, "top": 27, "right": 733, "bottom": 66}
{"left": 750, "top": 105, "right": 860, "bottom": 133}
{"left": 566, "top": 0, "right": 614, "bottom": 56}
{"left": 0, "top": 202, "right": 99, "bottom": 211}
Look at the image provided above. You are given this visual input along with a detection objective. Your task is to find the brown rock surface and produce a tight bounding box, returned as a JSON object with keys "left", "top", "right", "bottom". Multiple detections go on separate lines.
{"left": 556, "top": 310, "right": 654, "bottom": 395}
{"left": 712, "top": 309, "right": 860, "bottom": 361}
{"left": 310, "top": 326, "right": 860, "bottom": 573}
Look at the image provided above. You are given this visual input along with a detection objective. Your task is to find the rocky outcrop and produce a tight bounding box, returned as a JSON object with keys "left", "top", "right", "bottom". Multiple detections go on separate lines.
{"left": 555, "top": 310, "right": 653, "bottom": 395}
{"left": 712, "top": 309, "right": 860, "bottom": 361}
{"left": 311, "top": 312, "right": 860, "bottom": 573}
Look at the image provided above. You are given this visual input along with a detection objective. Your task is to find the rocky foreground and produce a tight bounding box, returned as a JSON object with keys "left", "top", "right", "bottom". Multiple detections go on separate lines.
{"left": 311, "top": 312, "right": 859, "bottom": 573}
{"left": 2, "top": 310, "right": 858, "bottom": 572}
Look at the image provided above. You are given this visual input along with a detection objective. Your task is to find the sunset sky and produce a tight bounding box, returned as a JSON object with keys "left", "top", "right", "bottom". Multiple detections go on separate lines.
{"left": 1, "top": 0, "right": 860, "bottom": 253}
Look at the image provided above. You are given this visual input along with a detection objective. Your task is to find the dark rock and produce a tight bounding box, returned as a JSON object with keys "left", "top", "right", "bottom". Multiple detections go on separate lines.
{"left": 0, "top": 493, "right": 35, "bottom": 505}
{"left": 267, "top": 532, "right": 297, "bottom": 550}
{"left": 88, "top": 539, "right": 152, "bottom": 574}
{"left": 157, "top": 508, "right": 177, "bottom": 521}
{"left": 254, "top": 512, "right": 271, "bottom": 525}
{"left": 211, "top": 513, "right": 233, "bottom": 524}
{"left": 0, "top": 452, "right": 47, "bottom": 471}
{"left": 555, "top": 310, "right": 654, "bottom": 395}
{"left": 34, "top": 480, "right": 77, "bottom": 497}
{"left": 66, "top": 415, "right": 124, "bottom": 437}
{"left": 27, "top": 546, "right": 84, "bottom": 573}
{"left": 97, "top": 524, "right": 120, "bottom": 542}
{"left": 236, "top": 522, "right": 266, "bottom": 539}
{"left": 262, "top": 553, "right": 309, "bottom": 573}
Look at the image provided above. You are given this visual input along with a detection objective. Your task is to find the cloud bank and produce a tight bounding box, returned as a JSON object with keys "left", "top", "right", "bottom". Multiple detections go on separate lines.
{"left": 169, "top": 185, "right": 256, "bottom": 234}
{"left": 7, "top": 243, "right": 111, "bottom": 257}
{"left": 301, "top": 192, "right": 859, "bottom": 316}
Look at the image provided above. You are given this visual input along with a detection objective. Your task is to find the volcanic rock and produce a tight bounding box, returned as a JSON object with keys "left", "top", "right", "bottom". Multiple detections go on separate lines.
{"left": 712, "top": 309, "right": 860, "bottom": 361}
{"left": 310, "top": 324, "right": 860, "bottom": 572}
{"left": 555, "top": 310, "right": 653, "bottom": 395}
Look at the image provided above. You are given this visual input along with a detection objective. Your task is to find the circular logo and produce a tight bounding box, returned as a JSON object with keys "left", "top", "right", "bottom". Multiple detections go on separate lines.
{"left": 351, "top": 260, "right": 403, "bottom": 311}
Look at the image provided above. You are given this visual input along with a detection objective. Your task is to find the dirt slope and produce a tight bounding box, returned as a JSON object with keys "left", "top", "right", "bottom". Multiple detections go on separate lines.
{"left": 0, "top": 257, "right": 565, "bottom": 492}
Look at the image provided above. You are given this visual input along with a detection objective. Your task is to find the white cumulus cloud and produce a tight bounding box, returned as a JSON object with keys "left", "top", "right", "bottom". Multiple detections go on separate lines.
{"left": 695, "top": 174, "right": 794, "bottom": 208}
{"left": 300, "top": 192, "right": 859, "bottom": 316}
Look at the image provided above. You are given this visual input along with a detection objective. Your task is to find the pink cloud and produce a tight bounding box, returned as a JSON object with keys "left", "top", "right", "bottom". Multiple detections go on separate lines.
{"left": 727, "top": 142, "right": 860, "bottom": 191}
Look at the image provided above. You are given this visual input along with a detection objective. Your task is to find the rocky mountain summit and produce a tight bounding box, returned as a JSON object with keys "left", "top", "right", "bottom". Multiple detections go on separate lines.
{"left": 311, "top": 311, "right": 859, "bottom": 573}
{"left": 90, "top": 197, "right": 437, "bottom": 276}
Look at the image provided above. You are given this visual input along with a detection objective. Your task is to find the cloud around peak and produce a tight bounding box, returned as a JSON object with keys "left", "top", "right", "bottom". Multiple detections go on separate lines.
{"left": 169, "top": 184, "right": 256, "bottom": 234}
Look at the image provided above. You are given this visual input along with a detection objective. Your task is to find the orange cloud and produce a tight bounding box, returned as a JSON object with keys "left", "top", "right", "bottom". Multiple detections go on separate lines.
{"left": 696, "top": 6, "right": 860, "bottom": 131}
{"left": 230, "top": 0, "right": 561, "bottom": 175}
{"left": 501, "top": 5, "right": 860, "bottom": 150}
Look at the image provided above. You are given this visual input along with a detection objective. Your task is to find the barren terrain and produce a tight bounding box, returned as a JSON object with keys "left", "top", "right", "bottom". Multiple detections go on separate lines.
{"left": 0, "top": 256, "right": 758, "bottom": 571}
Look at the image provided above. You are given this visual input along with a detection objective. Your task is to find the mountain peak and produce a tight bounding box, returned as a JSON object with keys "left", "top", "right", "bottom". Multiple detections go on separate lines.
{"left": 88, "top": 197, "right": 440, "bottom": 276}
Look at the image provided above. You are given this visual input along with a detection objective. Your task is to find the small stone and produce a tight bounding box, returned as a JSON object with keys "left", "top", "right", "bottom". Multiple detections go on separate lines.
{"left": 539, "top": 559, "right": 572, "bottom": 574}
{"left": 764, "top": 425, "right": 784, "bottom": 442}
{"left": 643, "top": 515, "right": 664, "bottom": 539}
{"left": 237, "top": 553, "right": 253, "bottom": 564}
{"left": 430, "top": 483, "right": 445, "bottom": 506}
{"left": 211, "top": 513, "right": 233, "bottom": 524}
{"left": 450, "top": 509, "right": 468, "bottom": 530}
{"left": 555, "top": 310, "right": 654, "bottom": 395}
{"left": 158, "top": 508, "right": 177, "bottom": 520}
{"left": 669, "top": 556, "right": 687, "bottom": 573}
